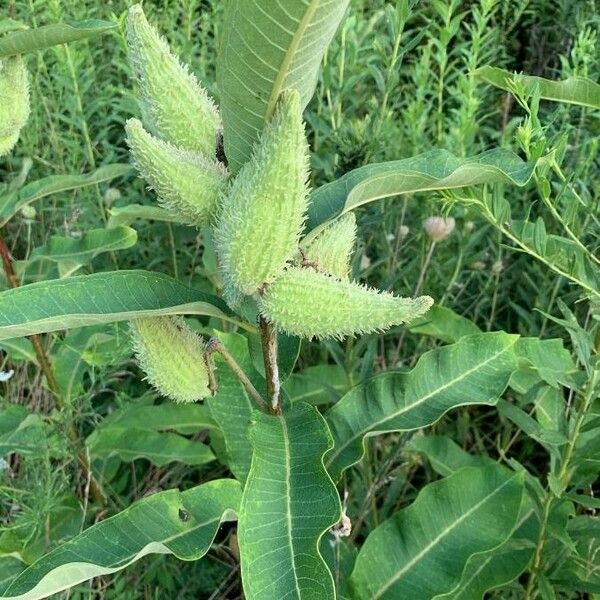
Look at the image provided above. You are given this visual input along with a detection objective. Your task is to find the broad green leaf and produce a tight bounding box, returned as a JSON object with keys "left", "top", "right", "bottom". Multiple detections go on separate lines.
{"left": 206, "top": 332, "right": 259, "bottom": 483}
{"left": 474, "top": 66, "right": 600, "bottom": 109}
{"left": 408, "top": 435, "right": 492, "bottom": 477}
{"left": 0, "top": 479, "right": 241, "bottom": 600}
{"left": 511, "top": 337, "right": 577, "bottom": 393}
{"left": 107, "top": 204, "right": 180, "bottom": 228}
{"left": 408, "top": 305, "right": 481, "bottom": 344}
{"left": 283, "top": 364, "right": 349, "bottom": 405}
{"left": 325, "top": 332, "right": 518, "bottom": 480}
{"left": 238, "top": 402, "right": 341, "bottom": 600}
{"left": 306, "top": 149, "right": 536, "bottom": 231}
{"left": 218, "top": 0, "right": 349, "bottom": 173}
{"left": 0, "top": 270, "right": 247, "bottom": 341}
{"left": 436, "top": 499, "right": 538, "bottom": 600}
{"left": 350, "top": 465, "right": 524, "bottom": 600}
{"left": 0, "top": 20, "right": 116, "bottom": 57}
{"left": 23, "top": 227, "right": 137, "bottom": 266}
{"left": 87, "top": 427, "right": 215, "bottom": 467}
{"left": 100, "top": 402, "right": 217, "bottom": 436}
{"left": 0, "top": 164, "right": 131, "bottom": 227}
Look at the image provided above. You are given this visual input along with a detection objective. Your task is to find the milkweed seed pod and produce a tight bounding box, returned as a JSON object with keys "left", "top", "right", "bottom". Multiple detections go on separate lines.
{"left": 130, "top": 316, "right": 211, "bottom": 403}
{"left": 126, "top": 118, "right": 227, "bottom": 226}
{"left": 0, "top": 55, "right": 30, "bottom": 158}
{"left": 215, "top": 90, "right": 309, "bottom": 303}
{"left": 126, "top": 4, "right": 221, "bottom": 157}
{"left": 259, "top": 266, "right": 433, "bottom": 339}
{"left": 301, "top": 212, "right": 357, "bottom": 279}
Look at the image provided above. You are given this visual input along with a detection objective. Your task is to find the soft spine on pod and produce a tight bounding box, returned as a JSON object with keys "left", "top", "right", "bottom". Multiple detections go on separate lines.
{"left": 0, "top": 55, "right": 30, "bottom": 158}
{"left": 130, "top": 316, "right": 211, "bottom": 403}
{"left": 301, "top": 212, "right": 357, "bottom": 279}
{"left": 259, "top": 266, "right": 433, "bottom": 339}
{"left": 215, "top": 89, "right": 309, "bottom": 303}
{"left": 126, "top": 4, "right": 221, "bottom": 157}
{"left": 126, "top": 118, "right": 227, "bottom": 226}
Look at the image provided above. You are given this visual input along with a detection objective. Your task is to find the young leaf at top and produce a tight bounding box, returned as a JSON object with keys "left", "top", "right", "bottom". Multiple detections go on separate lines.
{"left": 325, "top": 332, "right": 518, "bottom": 480}
{"left": 350, "top": 465, "right": 524, "bottom": 600}
{"left": 218, "top": 0, "right": 350, "bottom": 173}
{"left": 237, "top": 403, "right": 341, "bottom": 600}
{"left": 474, "top": 66, "right": 600, "bottom": 109}
{"left": 0, "top": 479, "right": 241, "bottom": 600}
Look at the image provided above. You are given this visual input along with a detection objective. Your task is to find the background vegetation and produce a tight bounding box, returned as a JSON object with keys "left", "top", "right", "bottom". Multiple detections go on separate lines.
{"left": 1, "top": 0, "right": 598, "bottom": 597}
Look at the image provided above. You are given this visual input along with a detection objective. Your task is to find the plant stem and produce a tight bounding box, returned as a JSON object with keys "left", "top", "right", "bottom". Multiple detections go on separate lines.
{"left": 524, "top": 369, "right": 599, "bottom": 598}
{"left": 0, "top": 235, "right": 60, "bottom": 396}
{"left": 259, "top": 317, "right": 281, "bottom": 413}
{"left": 0, "top": 234, "right": 106, "bottom": 503}
{"left": 207, "top": 337, "right": 268, "bottom": 411}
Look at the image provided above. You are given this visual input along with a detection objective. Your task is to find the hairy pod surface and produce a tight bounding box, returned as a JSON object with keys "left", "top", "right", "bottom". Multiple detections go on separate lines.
{"left": 260, "top": 267, "right": 433, "bottom": 339}
{"left": 0, "top": 55, "right": 30, "bottom": 157}
{"left": 302, "top": 212, "right": 357, "bottom": 279}
{"left": 130, "top": 316, "right": 211, "bottom": 403}
{"left": 126, "top": 4, "right": 221, "bottom": 157}
{"left": 126, "top": 118, "right": 227, "bottom": 226}
{"left": 215, "top": 90, "right": 309, "bottom": 302}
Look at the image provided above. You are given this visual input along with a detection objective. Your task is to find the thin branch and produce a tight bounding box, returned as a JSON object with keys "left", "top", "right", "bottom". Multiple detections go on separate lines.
{"left": 259, "top": 317, "right": 281, "bottom": 413}
{"left": 207, "top": 337, "right": 269, "bottom": 412}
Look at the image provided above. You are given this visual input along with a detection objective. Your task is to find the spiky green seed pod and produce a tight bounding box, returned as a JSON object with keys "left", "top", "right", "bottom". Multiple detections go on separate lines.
{"left": 126, "top": 4, "right": 221, "bottom": 157}
{"left": 126, "top": 118, "right": 227, "bottom": 226}
{"left": 215, "top": 90, "right": 309, "bottom": 302}
{"left": 260, "top": 267, "right": 433, "bottom": 339}
{"left": 0, "top": 55, "right": 30, "bottom": 157}
{"left": 302, "top": 213, "right": 357, "bottom": 279}
{"left": 130, "top": 316, "right": 211, "bottom": 403}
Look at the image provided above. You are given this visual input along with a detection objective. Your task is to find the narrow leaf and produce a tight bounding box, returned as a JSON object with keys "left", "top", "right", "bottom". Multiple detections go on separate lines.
{"left": 0, "top": 164, "right": 131, "bottom": 227}
{"left": 408, "top": 305, "right": 481, "bottom": 343}
{"left": 325, "top": 332, "right": 518, "bottom": 480}
{"left": 238, "top": 402, "right": 341, "bottom": 600}
{"left": 218, "top": 0, "right": 349, "bottom": 173}
{"left": 0, "top": 270, "right": 244, "bottom": 341}
{"left": 0, "top": 20, "right": 116, "bottom": 57}
{"left": 350, "top": 466, "right": 524, "bottom": 600}
{"left": 0, "top": 479, "right": 241, "bottom": 600}
{"left": 307, "top": 149, "right": 536, "bottom": 231}
{"left": 107, "top": 204, "right": 180, "bottom": 228}
{"left": 475, "top": 66, "right": 600, "bottom": 109}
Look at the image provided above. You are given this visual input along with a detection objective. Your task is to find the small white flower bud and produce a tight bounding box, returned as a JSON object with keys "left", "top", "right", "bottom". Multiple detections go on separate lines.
{"left": 423, "top": 216, "right": 455, "bottom": 242}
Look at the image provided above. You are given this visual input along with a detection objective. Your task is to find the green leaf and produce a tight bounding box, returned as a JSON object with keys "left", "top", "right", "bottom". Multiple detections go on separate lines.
{"left": 436, "top": 499, "right": 538, "bottom": 600}
{"left": 107, "top": 204, "right": 180, "bottom": 228}
{"left": 408, "top": 435, "right": 493, "bottom": 477}
{"left": 218, "top": 0, "right": 349, "bottom": 173}
{"left": 350, "top": 465, "right": 524, "bottom": 600}
{"left": 325, "top": 332, "right": 518, "bottom": 480}
{"left": 307, "top": 149, "right": 536, "bottom": 231}
{"left": 24, "top": 227, "right": 137, "bottom": 266}
{"left": 283, "top": 364, "right": 349, "bottom": 405}
{"left": 474, "top": 66, "right": 600, "bottom": 109}
{"left": 0, "top": 479, "right": 241, "bottom": 600}
{"left": 0, "top": 270, "right": 246, "bottom": 341}
{"left": 0, "top": 405, "right": 62, "bottom": 459}
{"left": 87, "top": 427, "right": 215, "bottom": 467}
{"left": 408, "top": 305, "right": 481, "bottom": 344}
{"left": 0, "top": 20, "right": 116, "bottom": 57}
{"left": 238, "top": 402, "right": 341, "bottom": 600}
{"left": 0, "top": 164, "right": 131, "bottom": 227}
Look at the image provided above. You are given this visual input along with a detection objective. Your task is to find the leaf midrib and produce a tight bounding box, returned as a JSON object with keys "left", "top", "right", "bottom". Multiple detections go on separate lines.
{"left": 264, "top": 0, "right": 319, "bottom": 122}
{"left": 371, "top": 476, "right": 516, "bottom": 599}
{"left": 327, "top": 345, "right": 510, "bottom": 466}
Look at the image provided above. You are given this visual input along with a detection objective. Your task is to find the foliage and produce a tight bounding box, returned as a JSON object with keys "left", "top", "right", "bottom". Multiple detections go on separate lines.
{"left": 0, "top": 0, "right": 598, "bottom": 599}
